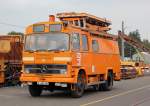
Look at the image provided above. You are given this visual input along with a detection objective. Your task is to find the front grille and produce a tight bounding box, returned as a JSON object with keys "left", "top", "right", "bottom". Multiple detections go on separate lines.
{"left": 24, "top": 64, "right": 67, "bottom": 74}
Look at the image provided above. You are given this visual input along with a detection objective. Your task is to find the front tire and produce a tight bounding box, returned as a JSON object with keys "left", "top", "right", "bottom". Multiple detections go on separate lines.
{"left": 71, "top": 72, "right": 85, "bottom": 98}
{"left": 28, "top": 85, "right": 42, "bottom": 97}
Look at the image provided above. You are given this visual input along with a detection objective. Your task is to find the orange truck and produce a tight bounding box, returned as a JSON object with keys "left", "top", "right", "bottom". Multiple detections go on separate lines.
{"left": 0, "top": 35, "right": 22, "bottom": 86}
{"left": 20, "top": 12, "right": 120, "bottom": 98}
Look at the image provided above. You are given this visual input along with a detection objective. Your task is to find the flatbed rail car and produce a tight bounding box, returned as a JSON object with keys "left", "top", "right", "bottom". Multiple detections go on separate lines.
{"left": 20, "top": 12, "right": 120, "bottom": 98}
{"left": 0, "top": 35, "right": 23, "bottom": 86}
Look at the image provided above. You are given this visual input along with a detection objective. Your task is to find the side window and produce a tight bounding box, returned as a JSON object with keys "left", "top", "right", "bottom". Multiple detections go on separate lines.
{"left": 71, "top": 33, "right": 80, "bottom": 51}
{"left": 74, "top": 20, "right": 79, "bottom": 26}
{"left": 92, "top": 40, "right": 99, "bottom": 52}
{"left": 82, "top": 35, "right": 88, "bottom": 51}
{"left": 80, "top": 19, "right": 84, "bottom": 27}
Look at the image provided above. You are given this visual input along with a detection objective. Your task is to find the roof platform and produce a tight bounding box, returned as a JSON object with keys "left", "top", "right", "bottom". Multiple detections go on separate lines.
{"left": 57, "top": 12, "right": 111, "bottom": 25}
{"left": 56, "top": 12, "right": 111, "bottom": 32}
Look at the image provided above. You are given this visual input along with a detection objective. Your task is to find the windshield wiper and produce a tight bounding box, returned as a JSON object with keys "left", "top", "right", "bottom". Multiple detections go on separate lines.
{"left": 48, "top": 49, "right": 65, "bottom": 52}
{"left": 48, "top": 49, "right": 60, "bottom": 51}
{"left": 36, "top": 49, "right": 47, "bottom": 52}
{"left": 25, "top": 50, "right": 35, "bottom": 53}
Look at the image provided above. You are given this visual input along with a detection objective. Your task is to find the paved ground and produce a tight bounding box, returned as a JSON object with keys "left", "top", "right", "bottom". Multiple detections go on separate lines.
{"left": 0, "top": 76, "right": 150, "bottom": 106}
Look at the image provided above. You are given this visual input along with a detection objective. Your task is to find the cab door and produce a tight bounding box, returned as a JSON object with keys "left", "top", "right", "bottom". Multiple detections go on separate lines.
{"left": 80, "top": 34, "right": 91, "bottom": 74}
{"left": 91, "top": 39, "right": 100, "bottom": 74}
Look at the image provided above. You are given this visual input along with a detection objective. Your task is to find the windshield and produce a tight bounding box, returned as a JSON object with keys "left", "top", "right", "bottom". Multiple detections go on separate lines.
{"left": 25, "top": 33, "right": 69, "bottom": 51}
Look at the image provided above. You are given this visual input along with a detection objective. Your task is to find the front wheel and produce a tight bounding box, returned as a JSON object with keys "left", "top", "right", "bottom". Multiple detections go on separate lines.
{"left": 28, "top": 85, "right": 42, "bottom": 97}
{"left": 71, "top": 72, "right": 86, "bottom": 98}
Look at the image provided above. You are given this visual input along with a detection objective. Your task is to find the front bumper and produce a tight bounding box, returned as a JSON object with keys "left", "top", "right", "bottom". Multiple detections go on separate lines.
{"left": 20, "top": 74, "right": 77, "bottom": 83}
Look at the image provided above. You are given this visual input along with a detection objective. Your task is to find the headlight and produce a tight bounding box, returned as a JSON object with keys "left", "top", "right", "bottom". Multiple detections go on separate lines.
{"left": 23, "top": 57, "right": 34, "bottom": 61}
{"left": 53, "top": 57, "right": 72, "bottom": 62}
{"left": 24, "top": 68, "right": 30, "bottom": 74}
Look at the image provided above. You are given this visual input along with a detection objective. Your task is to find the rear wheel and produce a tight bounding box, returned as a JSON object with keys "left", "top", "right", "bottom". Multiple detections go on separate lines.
{"left": 99, "top": 72, "right": 113, "bottom": 91}
{"left": 93, "top": 85, "right": 99, "bottom": 91}
{"left": 28, "top": 85, "right": 42, "bottom": 97}
{"left": 71, "top": 72, "right": 85, "bottom": 98}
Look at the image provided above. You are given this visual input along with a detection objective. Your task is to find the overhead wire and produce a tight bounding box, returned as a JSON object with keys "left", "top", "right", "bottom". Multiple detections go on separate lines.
{"left": 0, "top": 22, "right": 25, "bottom": 28}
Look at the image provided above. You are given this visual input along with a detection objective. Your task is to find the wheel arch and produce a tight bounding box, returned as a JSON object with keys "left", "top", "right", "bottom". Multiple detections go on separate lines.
{"left": 105, "top": 69, "right": 114, "bottom": 80}
{"left": 78, "top": 69, "right": 87, "bottom": 84}
{"left": 78, "top": 69, "right": 86, "bottom": 75}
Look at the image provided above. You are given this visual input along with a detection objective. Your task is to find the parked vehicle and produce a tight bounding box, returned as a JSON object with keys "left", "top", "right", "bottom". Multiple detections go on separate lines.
{"left": 0, "top": 35, "right": 23, "bottom": 86}
{"left": 142, "top": 67, "right": 150, "bottom": 76}
{"left": 121, "top": 61, "right": 137, "bottom": 79}
{"left": 121, "top": 65, "right": 137, "bottom": 79}
{"left": 20, "top": 12, "right": 120, "bottom": 98}
{"left": 135, "top": 62, "right": 145, "bottom": 76}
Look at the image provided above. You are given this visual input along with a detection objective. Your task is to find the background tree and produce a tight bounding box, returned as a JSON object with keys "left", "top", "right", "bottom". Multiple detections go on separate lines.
{"left": 8, "top": 31, "right": 24, "bottom": 36}
{"left": 7, "top": 31, "right": 24, "bottom": 39}
{"left": 124, "top": 42, "right": 134, "bottom": 58}
{"left": 129, "top": 29, "right": 141, "bottom": 42}
{"left": 124, "top": 29, "right": 142, "bottom": 58}
{"left": 118, "top": 29, "right": 142, "bottom": 59}
{"left": 143, "top": 39, "right": 150, "bottom": 48}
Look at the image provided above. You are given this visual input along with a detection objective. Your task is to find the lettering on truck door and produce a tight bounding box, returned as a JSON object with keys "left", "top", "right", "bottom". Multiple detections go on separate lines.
{"left": 76, "top": 53, "right": 81, "bottom": 66}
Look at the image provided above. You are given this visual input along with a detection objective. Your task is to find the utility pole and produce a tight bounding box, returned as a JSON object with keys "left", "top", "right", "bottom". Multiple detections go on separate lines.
{"left": 121, "top": 21, "right": 125, "bottom": 61}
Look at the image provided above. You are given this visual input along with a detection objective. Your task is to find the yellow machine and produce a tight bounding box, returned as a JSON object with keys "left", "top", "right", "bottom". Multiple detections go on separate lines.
{"left": 121, "top": 60, "right": 145, "bottom": 78}
{"left": 121, "top": 61, "right": 137, "bottom": 79}
{"left": 135, "top": 62, "right": 145, "bottom": 76}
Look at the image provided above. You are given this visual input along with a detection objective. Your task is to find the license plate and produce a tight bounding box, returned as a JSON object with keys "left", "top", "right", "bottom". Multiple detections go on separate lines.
{"left": 55, "top": 83, "right": 67, "bottom": 87}
{"left": 37, "top": 82, "right": 49, "bottom": 85}
{"left": 61, "top": 83, "right": 67, "bottom": 87}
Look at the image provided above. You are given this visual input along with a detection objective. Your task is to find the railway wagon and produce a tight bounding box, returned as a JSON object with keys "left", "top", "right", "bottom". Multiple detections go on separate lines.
{"left": 0, "top": 35, "right": 23, "bottom": 86}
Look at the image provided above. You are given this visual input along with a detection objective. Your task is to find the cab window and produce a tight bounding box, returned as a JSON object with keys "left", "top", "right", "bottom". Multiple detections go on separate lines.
{"left": 71, "top": 33, "right": 80, "bottom": 51}
{"left": 82, "top": 35, "right": 88, "bottom": 51}
{"left": 92, "top": 40, "right": 99, "bottom": 52}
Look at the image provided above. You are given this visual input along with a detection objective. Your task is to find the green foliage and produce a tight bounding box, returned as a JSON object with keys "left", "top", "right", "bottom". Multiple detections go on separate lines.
{"left": 8, "top": 31, "right": 24, "bottom": 36}
{"left": 123, "top": 29, "right": 142, "bottom": 57}
{"left": 124, "top": 42, "right": 136, "bottom": 58}
{"left": 128, "top": 29, "right": 150, "bottom": 50}
{"left": 118, "top": 29, "right": 148, "bottom": 59}
{"left": 143, "top": 39, "right": 150, "bottom": 48}
{"left": 129, "top": 29, "right": 141, "bottom": 42}
{"left": 118, "top": 37, "right": 136, "bottom": 58}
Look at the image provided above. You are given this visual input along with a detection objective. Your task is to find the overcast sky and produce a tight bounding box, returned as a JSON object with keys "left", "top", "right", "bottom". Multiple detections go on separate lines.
{"left": 0, "top": 0, "right": 149, "bottom": 40}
